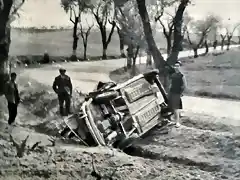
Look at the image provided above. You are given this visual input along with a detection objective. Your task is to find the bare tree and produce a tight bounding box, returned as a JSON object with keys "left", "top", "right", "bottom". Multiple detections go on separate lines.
{"left": 186, "top": 15, "right": 220, "bottom": 58}
{"left": 115, "top": 1, "right": 146, "bottom": 75}
{"left": 79, "top": 20, "right": 94, "bottom": 60}
{"left": 108, "top": 13, "right": 126, "bottom": 58}
{"left": 220, "top": 32, "right": 227, "bottom": 50}
{"left": 155, "top": 7, "right": 175, "bottom": 56}
{"left": 220, "top": 22, "right": 240, "bottom": 50}
{"left": 61, "top": 0, "right": 92, "bottom": 61}
{"left": 207, "top": 16, "right": 221, "bottom": 50}
{"left": 226, "top": 23, "right": 240, "bottom": 50}
{"left": 91, "top": 0, "right": 116, "bottom": 59}
{"left": 208, "top": 26, "right": 218, "bottom": 50}
{"left": 0, "top": 0, "right": 25, "bottom": 95}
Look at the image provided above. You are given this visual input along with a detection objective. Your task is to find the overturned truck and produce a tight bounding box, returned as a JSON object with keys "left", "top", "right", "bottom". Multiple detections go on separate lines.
{"left": 60, "top": 69, "right": 173, "bottom": 150}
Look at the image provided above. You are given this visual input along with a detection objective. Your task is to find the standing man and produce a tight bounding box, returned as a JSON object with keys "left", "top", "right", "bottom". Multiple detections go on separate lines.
{"left": 53, "top": 68, "right": 73, "bottom": 116}
{"left": 168, "top": 61, "right": 187, "bottom": 127}
{"left": 4, "top": 72, "right": 21, "bottom": 125}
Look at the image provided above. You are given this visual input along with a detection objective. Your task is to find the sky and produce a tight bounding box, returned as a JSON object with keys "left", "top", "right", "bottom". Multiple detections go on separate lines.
{"left": 12, "top": 0, "right": 240, "bottom": 31}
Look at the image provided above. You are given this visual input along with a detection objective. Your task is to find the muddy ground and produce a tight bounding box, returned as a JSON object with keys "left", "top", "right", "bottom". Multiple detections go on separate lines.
{"left": 0, "top": 60, "right": 240, "bottom": 180}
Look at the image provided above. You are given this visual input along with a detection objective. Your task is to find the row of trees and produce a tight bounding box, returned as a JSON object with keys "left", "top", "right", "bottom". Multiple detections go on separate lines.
{"left": 60, "top": 0, "right": 189, "bottom": 69}
{"left": 0, "top": 0, "right": 240, "bottom": 94}
{"left": 62, "top": 0, "right": 240, "bottom": 65}
{"left": 185, "top": 16, "right": 240, "bottom": 58}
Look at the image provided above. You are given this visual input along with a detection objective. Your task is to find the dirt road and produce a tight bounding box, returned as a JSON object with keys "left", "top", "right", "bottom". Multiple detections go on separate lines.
{"left": 21, "top": 60, "right": 240, "bottom": 126}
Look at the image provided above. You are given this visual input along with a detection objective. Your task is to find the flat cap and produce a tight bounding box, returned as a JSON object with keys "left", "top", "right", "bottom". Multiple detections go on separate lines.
{"left": 59, "top": 67, "right": 66, "bottom": 72}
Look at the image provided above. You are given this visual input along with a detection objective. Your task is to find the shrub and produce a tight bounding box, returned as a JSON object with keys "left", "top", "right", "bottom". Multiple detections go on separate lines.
{"left": 70, "top": 54, "right": 78, "bottom": 61}
{"left": 42, "top": 52, "right": 50, "bottom": 64}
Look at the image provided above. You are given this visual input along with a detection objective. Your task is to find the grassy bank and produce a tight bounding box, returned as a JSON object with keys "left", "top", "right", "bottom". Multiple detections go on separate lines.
{"left": 110, "top": 48, "right": 240, "bottom": 100}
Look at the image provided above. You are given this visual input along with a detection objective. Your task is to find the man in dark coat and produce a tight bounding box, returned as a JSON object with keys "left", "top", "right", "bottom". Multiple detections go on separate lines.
{"left": 4, "top": 72, "right": 21, "bottom": 125}
{"left": 52, "top": 68, "right": 73, "bottom": 116}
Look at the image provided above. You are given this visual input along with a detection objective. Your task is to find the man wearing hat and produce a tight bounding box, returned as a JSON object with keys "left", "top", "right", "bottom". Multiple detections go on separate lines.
{"left": 52, "top": 68, "right": 73, "bottom": 116}
{"left": 4, "top": 72, "right": 21, "bottom": 125}
{"left": 168, "top": 61, "right": 187, "bottom": 127}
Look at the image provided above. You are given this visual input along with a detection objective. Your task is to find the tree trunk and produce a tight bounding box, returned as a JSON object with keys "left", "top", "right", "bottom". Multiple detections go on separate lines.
{"left": 213, "top": 40, "right": 217, "bottom": 50}
{"left": 136, "top": 0, "right": 165, "bottom": 74}
{"left": 146, "top": 49, "right": 152, "bottom": 66}
{"left": 166, "top": 37, "right": 172, "bottom": 56}
{"left": 100, "top": 28, "right": 108, "bottom": 60}
{"left": 204, "top": 40, "right": 209, "bottom": 55}
{"left": 117, "top": 27, "right": 126, "bottom": 58}
{"left": 83, "top": 43, "right": 87, "bottom": 60}
{"left": 227, "top": 43, "right": 230, "bottom": 51}
{"left": 226, "top": 38, "right": 231, "bottom": 51}
{"left": 72, "top": 49, "right": 77, "bottom": 56}
{"left": 167, "top": 0, "right": 189, "bottom": 65}
{"left": 127, "top": 45, "right": 132, "bottom": 69}
{"left": 127, "top": 57, "right": 132, "bottom": 69}
{"left": 131, "top": 46, "right": 140, "bottom": 76}
{"left": 102, "top": 47, "right": 107, "bottom": 60}
{"left": 72, "top": 37, "right": 78, "bottom": 55}
{"left": 71, "top": 17, "right": 79, "bottom": 61}
{"left": 193, "top": 48, "right": 198, "bottom": 58}
{"left": 221, "top": 40, "right": 225, "bottom": 50}
{"left": 98, "top": 23, "right": 115, "bottom": 60}
{"left": 0, "top": 0, "right": 13, "bottom": 95}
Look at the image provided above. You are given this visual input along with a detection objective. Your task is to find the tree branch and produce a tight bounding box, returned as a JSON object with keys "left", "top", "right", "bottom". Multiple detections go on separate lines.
{"left": 78, "top": 19, "right": 94, "bottom": 45}
{"left": 220, "top": 33, "right": 227, "bottom": 40}
{"left": 165, "top": 11, "right": 174, "bottom": 19}
{"left": 196, "top": 25, "right": 211, "bottom": 47}
{"left": 230, "top": 23, "right": 240, "bottom": 35}
{"left": 10, "top": 0, "right": 25, "bottom": 16}
{"left": 186, "top": 28, "right": 193, "bottom": 45}
{"left": 9, "top": 0, "right": 25, "bottom": 23}
{"left": 86, "top": 23, "right": 94, "bottom": 36}
{"left": 106, "top": 20, "right": 116, "bottom": 45}
{"left": 70, "top": 9, "right": 75, "bottom": 24}
{"left": 158, "top": 19, "right": 168, "bottom": 37}
{"left": 154, "top": 10, "right": 164, "bottom": 22}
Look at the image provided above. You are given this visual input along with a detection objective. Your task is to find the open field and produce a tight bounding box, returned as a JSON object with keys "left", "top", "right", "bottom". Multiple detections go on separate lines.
{"left": 10, "top": 28, "right": 239, "bottom": 58}
{"left": 10, "top": 29, "right": 169, "bottom": 57}
{"left": 182, "top": 48, "right": 240, "bottom": 99}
